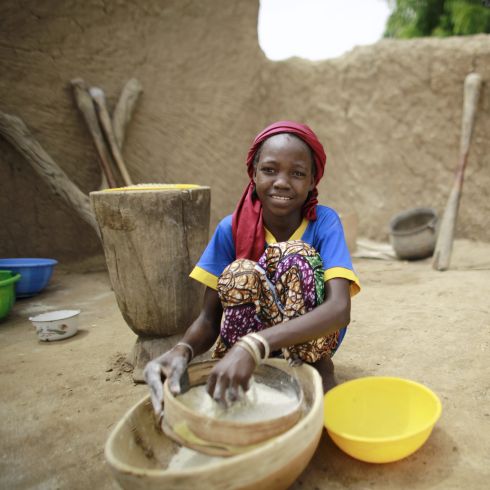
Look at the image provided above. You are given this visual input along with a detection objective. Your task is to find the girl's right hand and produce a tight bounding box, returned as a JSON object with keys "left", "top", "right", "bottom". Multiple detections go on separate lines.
{"left": 206, "top": 343, "right": 256, "bottom": 406}
{"left": 143, "top": 346, "right": 190, "bottom": 418}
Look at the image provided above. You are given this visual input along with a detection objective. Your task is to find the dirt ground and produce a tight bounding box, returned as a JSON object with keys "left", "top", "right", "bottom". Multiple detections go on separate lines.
{"left": 1, "top": 239, "right": 489, "bottom": 490}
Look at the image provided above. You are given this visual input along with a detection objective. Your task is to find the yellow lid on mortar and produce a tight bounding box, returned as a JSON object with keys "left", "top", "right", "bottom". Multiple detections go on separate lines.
{"left": 103, "top": 184, "right": 202, "bottom": 192}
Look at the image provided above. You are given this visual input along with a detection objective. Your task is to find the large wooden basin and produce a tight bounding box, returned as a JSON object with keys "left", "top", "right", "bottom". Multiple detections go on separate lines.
{"left": 105, "top": 359, "right": 324, "bottom": 490}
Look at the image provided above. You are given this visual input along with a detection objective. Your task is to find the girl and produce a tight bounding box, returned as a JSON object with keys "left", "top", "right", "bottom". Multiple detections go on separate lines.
{"left": 145, "top": 121, "right": 360, "bottom": 417}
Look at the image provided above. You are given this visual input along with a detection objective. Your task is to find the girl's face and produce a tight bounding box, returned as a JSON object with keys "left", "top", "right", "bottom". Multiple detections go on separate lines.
{"left": 253, "top": 133, "right": 315, "bottom": 222}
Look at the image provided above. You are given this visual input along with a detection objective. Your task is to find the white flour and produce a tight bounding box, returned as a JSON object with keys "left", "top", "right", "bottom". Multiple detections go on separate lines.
{"left": 176, "top": 379, "right": 299, "bottom": 422}
{"left": 167, "top": 447, "right": 224, "bottom": 470}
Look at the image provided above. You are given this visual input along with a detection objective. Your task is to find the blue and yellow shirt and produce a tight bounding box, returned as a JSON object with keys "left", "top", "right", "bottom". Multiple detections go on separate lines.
{"left": 190, "top": 205, "right": 360, "bottom": 296}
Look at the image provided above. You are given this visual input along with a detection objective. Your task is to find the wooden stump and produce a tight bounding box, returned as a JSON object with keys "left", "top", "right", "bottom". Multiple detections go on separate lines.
{"left": 90, "top": 185, "right": 210, "bottom": 380}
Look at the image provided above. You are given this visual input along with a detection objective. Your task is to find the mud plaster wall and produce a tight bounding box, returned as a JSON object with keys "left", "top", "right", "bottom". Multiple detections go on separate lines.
{"left": 1, "top": 0, "right": 489, "bottom": 263}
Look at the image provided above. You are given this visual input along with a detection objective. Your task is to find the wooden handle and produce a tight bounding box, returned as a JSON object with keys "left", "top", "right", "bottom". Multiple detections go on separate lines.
{"left": 432, "top": 73, "right": 482, "bottom": 271}
{"left": 0, "top": 110, "right": 100, "bottom": 236}
{"left": 70, "top": 79, "right": 118, "bottom": 188}
{"left": 90, "top": 87, "right": 134, "bottom": 187}
{"left": 112, "top": 78, "right": 142, "bottom": 149}
{"left": 460, "top": 73, "right": 482, "bottom": 159}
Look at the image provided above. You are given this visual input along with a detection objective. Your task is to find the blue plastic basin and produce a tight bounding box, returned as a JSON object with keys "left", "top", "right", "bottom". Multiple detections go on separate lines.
{"left": 0, "top": 258, "right": 58, "bottom": 298}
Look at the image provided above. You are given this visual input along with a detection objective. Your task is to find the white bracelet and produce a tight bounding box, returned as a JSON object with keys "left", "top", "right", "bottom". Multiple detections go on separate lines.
{"left": 236, "top": 340, "right": 260, "bottom": 366}
{"left": 175, "top": 341, "right": 194, "bottom": 361}
{"left": 240, "top": 336, "right": 263, "bottom": 366}
{"left": 247, "top": 333, "right": 270, "bottom": 360}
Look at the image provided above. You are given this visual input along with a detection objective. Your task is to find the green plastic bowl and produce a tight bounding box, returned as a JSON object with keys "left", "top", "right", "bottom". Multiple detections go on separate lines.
{"left": 0, "top": 271, "right": 21, "bottom": 321}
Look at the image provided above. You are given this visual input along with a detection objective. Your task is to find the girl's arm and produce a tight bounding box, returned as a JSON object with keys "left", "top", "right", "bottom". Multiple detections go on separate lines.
{"left": 260, "top": 277, "right": 350, "bottom": 350}
{"left": 206, "top": 278, "right": 350, "bottom": 404}
{"left": 144, "top": 287, "right": 222, "bottom": 416}
{"left": 178, "top": 287, "right": 223, "bottom": 356}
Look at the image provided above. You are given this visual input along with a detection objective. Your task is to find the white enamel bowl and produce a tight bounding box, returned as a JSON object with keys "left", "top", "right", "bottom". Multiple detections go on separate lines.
{"left": 29, "top": 309, "right": 80, "bottom": 341}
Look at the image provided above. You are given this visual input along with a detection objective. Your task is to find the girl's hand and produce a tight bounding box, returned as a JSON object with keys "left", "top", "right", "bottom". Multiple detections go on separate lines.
{"left": 143, "top": 346, "right": 190, "bottom": 418}
{"left": 206, "top": 344, "right": 256, "bottom": 406}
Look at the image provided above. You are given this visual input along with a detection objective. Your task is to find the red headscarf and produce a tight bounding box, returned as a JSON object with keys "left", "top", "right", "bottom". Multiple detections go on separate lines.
{"left": 232, "top": 121, "right": 327, "bottom": 261}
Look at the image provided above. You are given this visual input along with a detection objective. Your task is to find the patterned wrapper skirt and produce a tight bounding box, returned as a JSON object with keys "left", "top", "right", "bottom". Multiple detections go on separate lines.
{"left": 213, "top": 240, "right": 347, "bottom": 365}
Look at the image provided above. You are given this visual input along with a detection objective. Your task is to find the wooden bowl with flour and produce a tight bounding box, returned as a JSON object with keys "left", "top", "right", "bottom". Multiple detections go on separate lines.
{"left": 162, "top": 361, "right": 304, "bottom": 454}
{"left": 105, "top": 359, "right": 324, "bottom": 490}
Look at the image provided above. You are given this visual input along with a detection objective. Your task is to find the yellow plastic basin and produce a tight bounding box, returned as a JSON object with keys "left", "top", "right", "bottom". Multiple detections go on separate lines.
{"left": 324, "top": 377, "right": 442, "bottom": 463}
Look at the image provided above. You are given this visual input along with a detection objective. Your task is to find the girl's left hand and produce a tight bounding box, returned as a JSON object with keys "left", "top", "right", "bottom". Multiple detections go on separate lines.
{"left": 206, "top": 344, "right": 256, "bottom": 406}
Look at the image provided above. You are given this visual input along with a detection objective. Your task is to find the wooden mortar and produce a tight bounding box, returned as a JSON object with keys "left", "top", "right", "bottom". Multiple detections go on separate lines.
{"left": 90, "top": 184, "right": 210, "bottom": 380}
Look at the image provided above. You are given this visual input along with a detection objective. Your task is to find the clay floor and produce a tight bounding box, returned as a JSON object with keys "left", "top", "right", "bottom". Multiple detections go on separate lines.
{"left": 1, "top": 239, "right": 489, "bottom": 490}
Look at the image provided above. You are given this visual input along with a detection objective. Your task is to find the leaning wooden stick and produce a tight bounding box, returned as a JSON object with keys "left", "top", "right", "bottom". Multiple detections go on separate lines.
{"left": 112, "top": 78, "right": 143, "bottom": 149}
{"left": 70, "top": 78, "right": 118, "bottom": 189}
{"left": 432, "top": 73, "right": 482, "bottom": 271}
{"left": 90, "top": 87, "right": 134, "bottom": 186}
{"left": 0, "top": 111, "right": 100, "bottom": 237}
